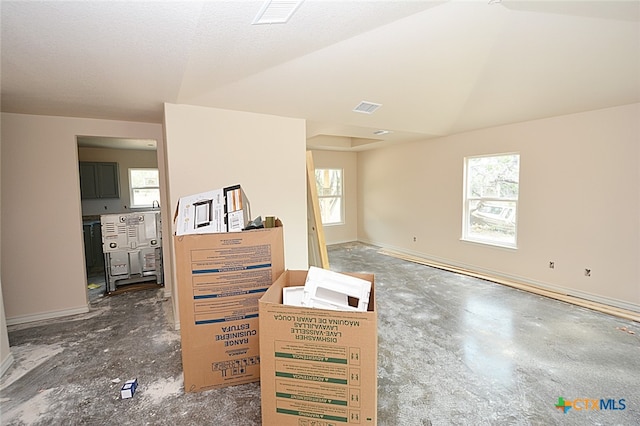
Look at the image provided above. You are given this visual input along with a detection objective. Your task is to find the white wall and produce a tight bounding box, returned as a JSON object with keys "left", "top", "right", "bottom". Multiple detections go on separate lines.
{"left": 163, "top": 104, "right": 308, "bottom": 327}
{"left": 78, "top": 147, "right": 159, "bottom": 215}
{"left": 358, "top": 104, "right": 640, "bottom": 310}
{"left": 0, "top": 121, "right": 13, "bottom": 376}
{"left": 0, "top": 280, "right": 11, "bottom": 376}
{"left": 1, "top": 113, "right": 165, "bottom": 323}
{"left": 310, "top": 150, "right": 358, "bottom": 245}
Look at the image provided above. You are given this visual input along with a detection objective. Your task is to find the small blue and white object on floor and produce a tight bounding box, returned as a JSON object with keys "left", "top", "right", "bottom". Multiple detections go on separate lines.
{"left": 121, "top": 378, "right": 138, "bottom": 399}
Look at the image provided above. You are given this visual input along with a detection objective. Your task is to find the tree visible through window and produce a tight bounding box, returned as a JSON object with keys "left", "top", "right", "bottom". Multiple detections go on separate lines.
{"left": 463, "top": 154, "right": 520, "bottom": 247}
{"left": 129, "top": 168, "right": 160, "bottom": 208}
{"left": 315, "top": 168, "right": 343, "bottom": 225}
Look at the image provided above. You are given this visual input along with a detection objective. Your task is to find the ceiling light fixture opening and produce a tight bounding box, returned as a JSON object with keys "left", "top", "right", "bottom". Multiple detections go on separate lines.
{"left": 252, "top": 0, "right": 304, "bottom": 25}
{"left": 353, "top": 101, "right": 382, "bottom": 114}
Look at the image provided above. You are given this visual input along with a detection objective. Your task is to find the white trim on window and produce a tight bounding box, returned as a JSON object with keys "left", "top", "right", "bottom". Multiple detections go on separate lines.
{"left": 315, "top": 168, "right": 344, "bottom": 226}
{"left": 129, "top": 168, "right": 160, "bottom": 208}
{"left": 462, "top": 153, "right": 520, "bottom": 249}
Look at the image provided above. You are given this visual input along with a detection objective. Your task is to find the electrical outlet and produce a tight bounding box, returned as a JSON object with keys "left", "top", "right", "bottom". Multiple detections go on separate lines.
{"left": 585, "top": 268, "right": 591, "bottom": 277}
{"left": 549, "top": 261, "right": 555, "bottom": 269}
{"left": 412, "top": 236, "right": 417, "bottom": 242}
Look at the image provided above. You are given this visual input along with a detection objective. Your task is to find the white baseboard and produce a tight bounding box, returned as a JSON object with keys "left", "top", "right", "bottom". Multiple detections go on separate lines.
{"left": 6, "top": 305, "right": 90, "bottom": 326}
{"left": 0, "top": 352, "right": 15, "bottom": 378}
{"left": 360, "top": 239, "right": 640, "bottom": 316}
{"left": 326, "top": 239, "right": 360, "bottom": 246}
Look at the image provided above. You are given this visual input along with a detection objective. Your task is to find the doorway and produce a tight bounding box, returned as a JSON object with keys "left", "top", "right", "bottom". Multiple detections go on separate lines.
{"left": 77, "top": 136, "right": 162, "bottom": 302}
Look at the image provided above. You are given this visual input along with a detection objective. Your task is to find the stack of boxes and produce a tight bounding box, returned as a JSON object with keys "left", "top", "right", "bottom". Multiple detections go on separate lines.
{"left": 174, "top": 185, "right": 284, "bottom": 391}
{"left": 173, "top": 184, "right": 378, "bottom": 424}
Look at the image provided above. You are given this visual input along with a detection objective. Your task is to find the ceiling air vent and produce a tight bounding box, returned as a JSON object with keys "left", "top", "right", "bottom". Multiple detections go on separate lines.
{"left": 353, "top": 101, "right": 382, "bottom": 114}
{"left": 252, "top": 1, "right": 304, "bottom": 25}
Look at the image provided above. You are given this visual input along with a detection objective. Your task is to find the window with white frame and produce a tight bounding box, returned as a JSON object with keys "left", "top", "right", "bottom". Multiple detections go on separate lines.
{"left": 315, "top": 168, "right": 344, "bottom": 225}
{"left": 463, "top": 153, "right": 520, "bottom": 247}
{"left": 129, "top": 168, "right": 160, "bottom": 208}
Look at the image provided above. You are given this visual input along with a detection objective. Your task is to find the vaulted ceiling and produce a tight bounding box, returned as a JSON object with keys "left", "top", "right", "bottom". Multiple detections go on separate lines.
{"left": 2, "top": 1, "right": 639, "bottom": 151}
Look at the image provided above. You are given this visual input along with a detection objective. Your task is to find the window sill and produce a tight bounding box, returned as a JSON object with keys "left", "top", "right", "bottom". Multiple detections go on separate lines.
{"left": 322, "top": 222, "right": 345, "bottom": 227}
{"left": 460, "top": 237, "right": 518, "bottom": 250}
{"left": 130, "top": 206, "right": 160, "bottom": 211}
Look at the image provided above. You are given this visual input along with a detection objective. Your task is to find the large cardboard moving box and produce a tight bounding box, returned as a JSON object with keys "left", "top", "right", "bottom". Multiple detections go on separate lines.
{"left": 259, "top": 270, "right": 377, "bottom": 425}
{"left": 175, "top": 225, "right": 284, "bottom": 392}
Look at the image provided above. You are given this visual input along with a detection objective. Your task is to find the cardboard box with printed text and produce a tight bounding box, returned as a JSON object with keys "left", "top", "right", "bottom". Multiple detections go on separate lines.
{"left": 174, "top": 223, "right": 284, "bottom": 392}
{"left": 259, "top": 270, "right": 377, "bottom": 425}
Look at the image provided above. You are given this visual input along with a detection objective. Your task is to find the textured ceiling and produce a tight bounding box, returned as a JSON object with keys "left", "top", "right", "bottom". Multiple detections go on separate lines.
{"left": 2, "top": 0, "right": 639, "bottom": 151}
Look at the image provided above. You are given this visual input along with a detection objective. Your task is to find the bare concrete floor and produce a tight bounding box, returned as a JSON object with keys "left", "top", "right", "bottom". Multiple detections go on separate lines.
{"left": 1, "top": 242, "right": 638, "bottom": 425}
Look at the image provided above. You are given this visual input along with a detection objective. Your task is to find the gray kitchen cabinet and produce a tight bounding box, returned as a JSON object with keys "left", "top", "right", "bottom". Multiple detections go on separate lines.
{"left": 79, "top": 162, "right": 120, "bottom": 199}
